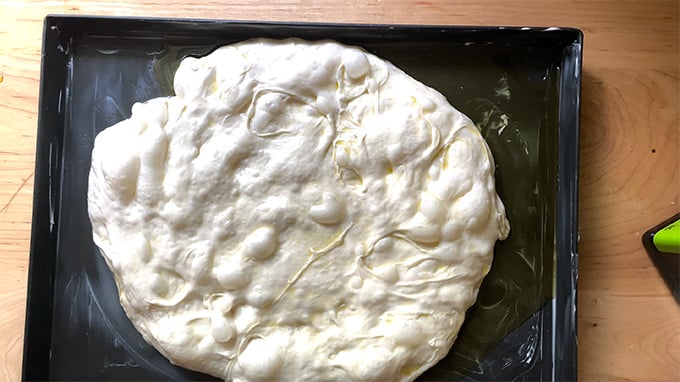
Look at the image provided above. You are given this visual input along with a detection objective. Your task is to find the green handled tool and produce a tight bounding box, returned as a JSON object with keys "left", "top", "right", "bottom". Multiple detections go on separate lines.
{"left": 643, "top": 213, "right": 680, "bottom": 303}
{"left": 651, "top": 218, "right": 680, "bottom": 254}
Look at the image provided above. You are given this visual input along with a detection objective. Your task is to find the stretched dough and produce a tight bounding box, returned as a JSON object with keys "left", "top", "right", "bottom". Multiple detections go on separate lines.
{"left": 88, "top": 38, "right": 509, "bottom": 382}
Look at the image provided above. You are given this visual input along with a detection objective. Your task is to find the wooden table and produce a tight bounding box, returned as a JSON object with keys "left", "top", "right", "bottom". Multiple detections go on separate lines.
{"left": 1, "top": 1, "right": 678, "bottom": 381}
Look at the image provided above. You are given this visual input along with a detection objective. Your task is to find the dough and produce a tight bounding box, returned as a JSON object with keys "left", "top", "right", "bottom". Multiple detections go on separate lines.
{"left": 88, "top": 38, "right": 509, "bottom": 382}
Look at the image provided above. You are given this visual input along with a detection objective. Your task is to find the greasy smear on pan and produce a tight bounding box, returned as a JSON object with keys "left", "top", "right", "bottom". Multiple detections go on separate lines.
{"left": 51, "top": 39, "right": 556, "bottom": 381}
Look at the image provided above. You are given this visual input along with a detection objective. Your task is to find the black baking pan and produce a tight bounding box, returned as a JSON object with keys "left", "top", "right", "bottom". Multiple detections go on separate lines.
{"left": 24, "top": 15, "right": 581, "bottom": 381}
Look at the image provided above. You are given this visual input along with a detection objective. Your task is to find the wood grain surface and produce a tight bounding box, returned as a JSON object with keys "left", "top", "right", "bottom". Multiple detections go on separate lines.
{"left": 0, "top": 1, "right": 678, "bottom": 381}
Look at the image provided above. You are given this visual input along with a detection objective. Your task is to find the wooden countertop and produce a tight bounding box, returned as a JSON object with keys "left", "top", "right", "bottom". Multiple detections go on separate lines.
{"left": 1, "top": 1, "right": 678, "bottom": 380}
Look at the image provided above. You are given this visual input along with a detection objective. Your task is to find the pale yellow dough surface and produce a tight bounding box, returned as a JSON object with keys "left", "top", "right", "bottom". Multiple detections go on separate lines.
{"left": 88, "top": 38, "right": 509, "bottom": 382}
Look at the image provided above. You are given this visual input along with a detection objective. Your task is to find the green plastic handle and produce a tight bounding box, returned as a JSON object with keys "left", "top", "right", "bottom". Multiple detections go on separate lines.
{"left": 653, "top": 218, "right": 680, "bottom": 254}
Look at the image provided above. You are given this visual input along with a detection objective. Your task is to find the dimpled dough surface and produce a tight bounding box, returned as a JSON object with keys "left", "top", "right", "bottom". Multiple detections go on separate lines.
{"left": 87, "top": 39, "right": 510, "bottom": 382}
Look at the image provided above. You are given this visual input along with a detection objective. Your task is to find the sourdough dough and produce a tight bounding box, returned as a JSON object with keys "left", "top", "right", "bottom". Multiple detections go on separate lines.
{"left": 88, "top": 38, "right": 510, "bottom": 382}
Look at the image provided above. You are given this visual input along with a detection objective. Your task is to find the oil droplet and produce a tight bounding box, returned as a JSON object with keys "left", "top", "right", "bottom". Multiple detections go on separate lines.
{"left": 0, "top": 73, "right": 4, "bottom": 83}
